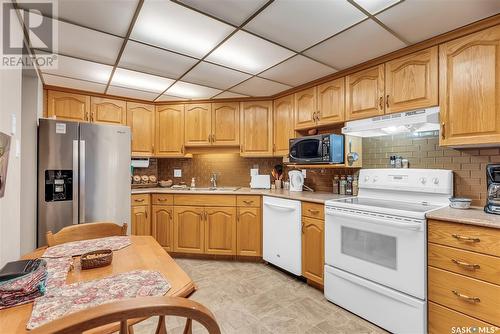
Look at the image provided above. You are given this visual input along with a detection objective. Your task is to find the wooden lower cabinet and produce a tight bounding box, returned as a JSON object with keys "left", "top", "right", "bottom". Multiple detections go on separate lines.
{"left": 131, "top": 205, "right": 151, "bottom": 236}
{"left": 173, "top": 206, "right": 205, "bottom": 254}
{"left": 152, "top": 205, "right": 173, "bottom": 251}
{"left": 428, "top": 302, "right": 497, "bottom": 334}
{"left": 301, "top": 216, "right": 324, "bottom": 285}
{"left": 205, "top": 207, "right": 237, "bottom": 255}
{"left": 237, "top": 207, "right": 261, "bottom": 257}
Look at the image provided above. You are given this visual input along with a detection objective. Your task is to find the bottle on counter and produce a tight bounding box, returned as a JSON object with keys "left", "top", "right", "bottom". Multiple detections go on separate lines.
{"left": 332, "top": 175, "right": 340, "bottom": 194}
{"left": 395, "top": 156, "right": 402, "bottom": 168}
{"left": 352, "top": 176, "right": 359, "bottom": 196}
{"left": 190, "top": 177, "right": 196, "bottom": 188}
{"left": 402, "top": 158, "right": 409, "bottom": 168}
{"left": 390, "top": 156, "right": 396, "bottom": 168}
{"left": 339, "top": 175, "right": 347, "bottom": 195}
{"left": 346, "top": 175, "right": 353, "bottom": 195}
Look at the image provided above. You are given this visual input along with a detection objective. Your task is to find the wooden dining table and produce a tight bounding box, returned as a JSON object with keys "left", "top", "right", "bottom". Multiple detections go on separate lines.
{"left": 0, "top": 236, "right": 196, "bottom": 333}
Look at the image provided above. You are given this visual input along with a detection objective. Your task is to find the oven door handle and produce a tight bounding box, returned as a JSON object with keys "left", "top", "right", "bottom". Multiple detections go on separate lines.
{"left": 327, "top": 210, "right": 422, "bottom": 231}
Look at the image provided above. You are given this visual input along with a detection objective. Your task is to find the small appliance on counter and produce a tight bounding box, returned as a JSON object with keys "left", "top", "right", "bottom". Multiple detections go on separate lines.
{"left": 288, "top": 170, "right": 304, "bottom": 192}
{"left": 485, "top": 164, "right": 500, "bottom": 214}
{"left": 289, "top": 134, "right": 344, "bottom": 164}
{"left": 250, "top": 175, "right": 271, "bottom": 189}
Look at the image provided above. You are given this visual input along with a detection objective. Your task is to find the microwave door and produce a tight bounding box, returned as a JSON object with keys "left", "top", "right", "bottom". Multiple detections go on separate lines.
{"left": 295, "top": 138, "right": 323, "bottom": 162}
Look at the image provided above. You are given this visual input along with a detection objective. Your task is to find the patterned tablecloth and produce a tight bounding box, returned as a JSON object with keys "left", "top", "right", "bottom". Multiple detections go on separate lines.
{"left": 42, "top": 236, "right": 132, "bottom": 258}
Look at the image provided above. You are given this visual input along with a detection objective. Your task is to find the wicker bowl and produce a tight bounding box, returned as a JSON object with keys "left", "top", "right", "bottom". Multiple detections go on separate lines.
{"left": 80, "top": 249, "right": 113, "bottom": 270}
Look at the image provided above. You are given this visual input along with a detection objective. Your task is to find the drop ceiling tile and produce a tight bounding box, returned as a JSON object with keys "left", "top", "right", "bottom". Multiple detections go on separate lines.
{"left": 166, "top": 81, "right": 222, "bottom": 100}
{"left": 17, "top": 0, "right": 139, "bottom": 37}
{"left": 119, "top": 41, "right": 197, "bottom": 79}
{"left": 206, "top": 31, "right": 295, "bottom": 74}
{"left": 244, "top": 0, "right": 366, "bottom": 51}
{"left": 183, "top": 62, "right": 251, "bottom": 90}
{"left": 178, "top": 0, "right": 268, "bottom": 26}
{"left": 259, "top": 55, "right": 336, "bottom": 87}
{"left": 111, "top": 68, "right": 174, "bottom": 93}
{"left": 156, "top": 95, "right": 188, "bottom": 102}
{"left": 376, "top": 0, "right": 500, "bottom": 44}
{"left": 353, "top": 0, "right": 401, "bottom": 14}
{"left": 40, "top": 53, "right": 112, "bottom": 84}
{"left": 231, "top": 77, "right": 291, "bottom": 97}
{"left": 107, "top": 86, "right": 159, "bottom": 101}
{"left": 42, "top": 74, "right": 106, "bottom": 93}
{"left": 304, "top": 19, "right": 406, "bottom": 70}
{"left": 213, "top": 91, "right": 249, "bottom": 99}
{"left": 131, "top": 0, "right": 233, "bottom": 58}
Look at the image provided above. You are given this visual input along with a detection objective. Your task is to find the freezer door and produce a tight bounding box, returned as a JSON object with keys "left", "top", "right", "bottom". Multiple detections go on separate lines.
{"left": 37, "top": 119, "right": 79, "bottom": 247}
{"left": 79, "top": 123, "right": 131, "bottom": 232}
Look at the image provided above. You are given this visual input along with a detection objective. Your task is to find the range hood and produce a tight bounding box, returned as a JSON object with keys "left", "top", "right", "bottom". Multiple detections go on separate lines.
{"left": 342, "top": 107, "right": 440, "bottom": 137}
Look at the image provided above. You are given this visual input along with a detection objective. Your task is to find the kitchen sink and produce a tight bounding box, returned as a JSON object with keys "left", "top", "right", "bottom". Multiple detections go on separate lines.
{"left": 190, "top": 187, "right": 240, "bottom": 191}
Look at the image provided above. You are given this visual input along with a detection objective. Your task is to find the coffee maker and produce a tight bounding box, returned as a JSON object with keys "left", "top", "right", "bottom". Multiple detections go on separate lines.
{"left": 485, "top": 164, "right": 500, "bottom": 214}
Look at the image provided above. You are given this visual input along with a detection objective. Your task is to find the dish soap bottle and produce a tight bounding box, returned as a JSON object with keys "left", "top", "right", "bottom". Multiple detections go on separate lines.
{"left": 190, "top": 177, "right": 196, "bottom": 188}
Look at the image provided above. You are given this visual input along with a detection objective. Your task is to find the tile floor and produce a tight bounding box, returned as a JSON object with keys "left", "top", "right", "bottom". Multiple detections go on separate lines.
{"left": 133, "top": 259, "right": 388, "bottom": 334}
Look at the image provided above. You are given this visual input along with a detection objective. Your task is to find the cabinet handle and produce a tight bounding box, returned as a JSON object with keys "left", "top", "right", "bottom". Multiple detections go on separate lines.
{"left": 167, "top": 210, "right": 172, "bottom": 219}
{"left": 379, "top": 96, "right": 383, "bottom": 110}
{"left": 301, "top": 221, "right": 305, "bottom": 234}
{"left": 311, "top": 111, "right": 315, "bottom": 121}
{"left": 158, "top": 198, "right": 167, "bottom": 202}
{"left": 308, "top": 209, "right": 319, "bottom": 214}
{"left": 452, "top": 290, "right": 480, "bottom": 303}
{"left": 317, "top": 111, "right": 321, "bottom": 121}
{"left": 145, "top": 211, "right": 148, "bottom": 219}
{"left": 181, "top": 145, "right": 185, "bottom": 154}
{"left": 452, "top": 234, "right": 480, "bottom": 243}
{"left": 212, "top": 134, "right": 216, "bottom": 142}
{"left": 441, "top": 122, "right": 445, "bottom": 139}
{"left": 243, "top": 200, "right": 254, "bottom": 205}
{"left": 451, "top": 259, "right": 480, "bottom": 270}
{"left": 386, "top": 95, "right": 390, "bottom": 108}
{"left": 86, "top": 111, "right": 90, "bottom": 121}
{"left": 134, "top": 198, "right": 145, "bottom": 202}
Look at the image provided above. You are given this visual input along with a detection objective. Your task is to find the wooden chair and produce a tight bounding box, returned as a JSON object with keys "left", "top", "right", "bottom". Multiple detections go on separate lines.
{"left": 29, "top": 296, "right": 221, "bottom": 334}
{"left": 46, "top": 222, "right": 128, "bottom": 246}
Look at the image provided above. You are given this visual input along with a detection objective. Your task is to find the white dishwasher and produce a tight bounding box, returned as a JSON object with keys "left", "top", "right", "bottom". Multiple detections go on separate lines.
{"left": 263, "top": 196, "right": 302, "bottom": 275}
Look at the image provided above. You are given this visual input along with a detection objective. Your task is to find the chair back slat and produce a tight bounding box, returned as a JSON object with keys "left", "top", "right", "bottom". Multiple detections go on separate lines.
{"left": 46, "top": 222, "right": 128, "bottom": 246}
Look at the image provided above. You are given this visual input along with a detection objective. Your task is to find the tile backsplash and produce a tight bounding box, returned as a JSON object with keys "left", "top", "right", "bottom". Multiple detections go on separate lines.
{"left": 362, "top": 132, "right": 500, "bottom": 206}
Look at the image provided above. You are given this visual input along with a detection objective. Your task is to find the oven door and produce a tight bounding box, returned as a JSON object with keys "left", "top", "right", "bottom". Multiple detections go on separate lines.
{"left": 289, "top": 137, "right": 325, "bottom": 163}
{"left": 325, "top": 206, "right": 426, "bottom": 299}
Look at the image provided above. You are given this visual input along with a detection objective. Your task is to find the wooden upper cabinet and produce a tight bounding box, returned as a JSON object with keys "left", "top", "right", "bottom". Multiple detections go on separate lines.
{"left": 184, "top": 103, "right": 212, "bottom": 146}
{"left": 47, "top": 90, "right": 90, "bottom": 122}
{"left": 173, "top": 206, "right": 205, "bottom": 254}
{"left": 212, "top": 102, "right": 239, "bottom": 146}
{"left": 155, "top": 104, "right": 184, "bottom": 157}
{"left": 294, "top": 87, "right": 317, "bottom": 129}
{"left": 385, "top": 46, "right": 438, "bottom": 114}
{"left": 205, "top": 207, "right": 236, "bottom": 255}
{"left": 439, "top": 25, "right": 500, "bottom": 146}
{"left": 240, "top": 101, "right": 273, "bottom": 157}
{"left": 317, "top": 77, "right": 345, "bottom": 125}
{"left": 273, "top": 94, "right": 295, "bottom": 156}
{"left": 346, "top": 65, "right": 385, "bottom": 120}
{"left": 127, "top": 102, "right": 155, "bottom": 157}
{"left": 90, "top": 97, "right": 127, "bottom": 125}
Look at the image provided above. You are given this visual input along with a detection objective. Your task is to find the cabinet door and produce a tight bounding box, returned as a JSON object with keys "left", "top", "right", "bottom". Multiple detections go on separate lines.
{"left": 294, "top": 87, "right": 317, "bottom": 129}
{"left": 47, "top": 90, "right": 90, "bottom": 122}
{"left": 152, "top": 205, "right": 173, "bottom": 251}
{"left": 302, "top": 217, "right": 324, "bottom": 285}
{"left": 385, "top": 46, "right": 438, "bottom": 114}
{"left": 184, "top": 103, "right": 212, "bottom": 146}
{"left": 127, "top": 102, "right": 155, "bottom": 157}
{"left": 237, "top": 207, "right": 261, "bottom": 257}
{"left": 90, "top": 97, "right": 127, "bottom": 125}
{"left": 205, "top": 207, "right": 236, "bottom": 255}
{"left": 317, "top": 77, "right": 345, "bottom": 125}
{"left": 240, "top": 101, "right": 273, "bottom": 157}
{"left": 212, "top": 102, "right": 239, "bottom": 146}
{"left": 273, "top": 94, "right": 295, "bottom": 157}
{"left": 173, "top": 206, "right": 204, "bottom": 254}
{"left": 346, "top": 65, "right": 385, "bottom": 120}
{"left": 131, "top": 205, "right": 151, "bottom": 236}
{"left": 439, "top": 25, "right": 500, "bottom": 146}
{"left": 155, "top": 104, "right": 184, "bottom": 157}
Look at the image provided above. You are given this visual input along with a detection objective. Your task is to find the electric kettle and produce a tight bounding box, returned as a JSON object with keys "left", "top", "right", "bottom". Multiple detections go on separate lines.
{"left": 288, "top": 170, "right": 304, "bottom": 192}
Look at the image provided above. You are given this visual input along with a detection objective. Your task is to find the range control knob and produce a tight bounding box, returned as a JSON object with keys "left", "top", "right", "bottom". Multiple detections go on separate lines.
{"left": 419, "top": 177, "right": 427, "bottom": 184}
{"left": 373, "top": 176, "right": 378, "bottom": 182}
{"left": 432, "top": 177, "right": 439, "bottom": 185}
{"left": 364, "top": 176, "right": 370, "bottom": 182}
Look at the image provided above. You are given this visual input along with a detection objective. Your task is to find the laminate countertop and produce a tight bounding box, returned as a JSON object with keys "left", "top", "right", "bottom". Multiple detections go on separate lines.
{"left": 426, "top": 206, "right": 500, "bottom": 229}
{"left": 131, "top": 187, "right": 350, "bottom": 204}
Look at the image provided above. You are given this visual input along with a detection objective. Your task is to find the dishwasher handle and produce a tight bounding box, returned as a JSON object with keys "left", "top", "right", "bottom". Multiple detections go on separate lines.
{"left": 326, "top": 209, "right": 422, "bottom": 231}
{"left": 264, "top": 202, "right": 297, "bottom": 211}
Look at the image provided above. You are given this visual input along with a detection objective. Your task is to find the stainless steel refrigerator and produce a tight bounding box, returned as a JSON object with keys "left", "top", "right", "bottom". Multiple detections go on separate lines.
{"left": 37, "top": 118, "right": 131, "bottom": 246}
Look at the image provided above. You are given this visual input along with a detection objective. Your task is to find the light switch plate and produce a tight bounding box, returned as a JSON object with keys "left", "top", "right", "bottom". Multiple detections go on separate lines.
{"left": 301, "top": 169, "right": 307, "bottom": 178}
{"left": 174, "top": 169, "right": 182, "bottom": 178}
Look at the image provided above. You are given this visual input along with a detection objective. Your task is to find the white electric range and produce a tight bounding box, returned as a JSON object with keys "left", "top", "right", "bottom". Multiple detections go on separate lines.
{"left": 324, "top": 169, "right": 453, "bottom": 334}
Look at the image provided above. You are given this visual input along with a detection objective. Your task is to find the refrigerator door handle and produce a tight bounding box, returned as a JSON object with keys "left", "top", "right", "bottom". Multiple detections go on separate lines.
{"left": 72, "top": 140, "right": 79, "bottom": 225}
{"left": 79, "top": 140, "right": 86, "bottom": 223}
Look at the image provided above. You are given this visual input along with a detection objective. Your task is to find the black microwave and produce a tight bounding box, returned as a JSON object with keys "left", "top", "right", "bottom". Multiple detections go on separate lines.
{"left": 289, "top": 134, "right": 344, "bottom": 164}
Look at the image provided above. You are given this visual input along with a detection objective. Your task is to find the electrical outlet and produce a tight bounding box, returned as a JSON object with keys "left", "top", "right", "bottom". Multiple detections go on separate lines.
{"left": 174, "top": 169, "right": 182, "bottom": 178}
{"left": 301, "top": 169, "right": 307, "bottom": 178}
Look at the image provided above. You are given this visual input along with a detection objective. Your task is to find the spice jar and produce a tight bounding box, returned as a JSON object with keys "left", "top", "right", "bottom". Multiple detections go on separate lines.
{"left": 339, "top": 175, "right": 347, "bottom": 195}
{"left": 332, "top": 175, "right": 340, "bottom": 194}
{"left": 346, "top": 175, "right": 353, "bottom": 195}
{"left": 352, "top": 176, "right": 359, "bottom": 196}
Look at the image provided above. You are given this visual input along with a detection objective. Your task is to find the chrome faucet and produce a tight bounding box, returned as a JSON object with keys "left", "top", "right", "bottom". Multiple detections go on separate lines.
{"left": 210, "top": 173, "right": 217, "bottom": 189}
